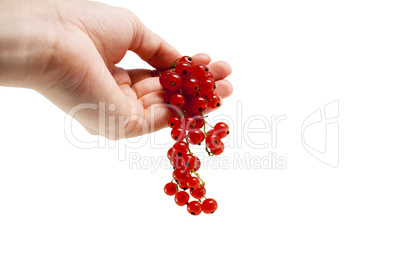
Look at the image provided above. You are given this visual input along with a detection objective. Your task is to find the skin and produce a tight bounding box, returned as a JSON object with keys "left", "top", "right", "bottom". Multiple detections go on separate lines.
{"left": 0, "top": 0, "right": 233, "bottom": 139}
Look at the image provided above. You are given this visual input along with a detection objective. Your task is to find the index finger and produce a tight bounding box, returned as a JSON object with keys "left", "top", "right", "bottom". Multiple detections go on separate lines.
{"left": 129, "top": 17, "right": 181, "bottom": 70}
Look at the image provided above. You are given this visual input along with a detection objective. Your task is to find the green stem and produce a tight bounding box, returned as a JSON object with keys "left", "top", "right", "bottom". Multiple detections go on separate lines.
{"left": 202, "top": 113, "right": 207, "bottom": 138}
{"left": 199, "top": 112, "right": 213, "bottom": 156}
{"left": 205, "top": 146, "right": 213, "bottom": 156}
{"left": 192, "top": 171, "right": 205, "bottom": 185}
{"left": 191, "top": 171, "right": 207, "bottom": 199}
{"left": 185, "top": 136, "right": 193, "bottom": 155}
{"left": 173, "top": 58, "right": 180, "bottom": 68}
{"left": 198, "top": 182, "right": 207, "bottom": 200}
{"left": 205, "top": 120, "right": 214, "bottom": 128}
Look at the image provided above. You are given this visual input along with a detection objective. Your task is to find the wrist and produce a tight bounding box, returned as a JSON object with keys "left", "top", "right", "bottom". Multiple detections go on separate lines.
{"left": 0, "top": 4, "right": 59, "bottom": 90}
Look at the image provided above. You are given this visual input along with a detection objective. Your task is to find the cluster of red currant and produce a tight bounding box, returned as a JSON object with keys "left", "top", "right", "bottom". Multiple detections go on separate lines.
{"left": 160, "top": 56, "right": 229, "bottom": 215}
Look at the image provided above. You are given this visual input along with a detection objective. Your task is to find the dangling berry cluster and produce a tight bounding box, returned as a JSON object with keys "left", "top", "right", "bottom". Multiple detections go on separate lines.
{"left": 160, "top": 56, "right": 230, "bottom": 215}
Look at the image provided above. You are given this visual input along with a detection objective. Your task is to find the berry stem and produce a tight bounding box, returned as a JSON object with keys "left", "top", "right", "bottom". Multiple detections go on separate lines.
{"left": 173, "top": 58, "right": 180, "bottom": 68}
{"left": 200, "top": 112, "right": 213, "bottom": 156}
{"left": 191, "top": 171, "right": 207, "bottom": 199}
{"left": 205, "top": 146, "right": 213, "bottom": 156}
{"left": 185, "top": 136, "right": 193, "bottom": 155}
{"left": 205, "top": 120, "right": 213, "bottom": 128}
{"left": 192, "top": 170, "right": 205, "bottom": 185}
{"left": 198, "top": 183, "right": 207, "bottom": 201}
{"left": 202, "top": 113, "right": 207, "bottom": 138}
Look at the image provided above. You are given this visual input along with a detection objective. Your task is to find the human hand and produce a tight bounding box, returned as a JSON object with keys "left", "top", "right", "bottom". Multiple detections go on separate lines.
{"left": 0, "top": 0, "right": 232, "bottom": 139}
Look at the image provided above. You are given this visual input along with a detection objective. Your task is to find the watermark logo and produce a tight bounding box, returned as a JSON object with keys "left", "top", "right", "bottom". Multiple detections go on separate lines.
{"left": 128, "top": 152, "right": 287, "bottom": 173}
{"left": 63, "top": 100, "right": 288, "bottom": 171}
{"left": 301, "top": 100, "right": 339, "bottom": 167}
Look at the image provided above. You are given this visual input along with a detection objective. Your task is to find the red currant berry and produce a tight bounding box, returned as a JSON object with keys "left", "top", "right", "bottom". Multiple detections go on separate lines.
{"left": 207, "top": 94, "right": 221, "bottom": 109}
{"left": 170, "top": 154, "right": 185, "bottom": 169}
{"left": 184, "top": 103, "right": 203, "bottom": 117}
{"left": 201, "top": 198, "right": 218, "bottom": 214}
{"left": 190, "top": 96, "right": 208, "bottom": 113}
{"left": 200, "top": 78, "right": 216, "bottom": 96}
{"left": 187, "top": 129, "right": 205, "bottom": 145}
{"left": 206, "top": 129, "right": 214, "bottom": 136}
{"left": 185, "top": 176, "right": 200, "bottom": 190}
{"left": 177, "top": 56, "right": 193, "bottom": 66}
{"left": 213, "top": 122, "right": 229, "bottom": 139}
{"left": 182, "top": 154, "right": 196, "bottom": 170}
{"left": 190, "top": 186, "right": 206, "bottom": 199}
{"left": 175, "top": 62, "right": 192, "bottom": 77}
{"left": 163, "top": 90, "right": 176, "bottom": 104}
{"left": 183, "top": 116, "right": 196, "bottom": 130}
{"left": 206, "top": 72, "right": 214, "bottom": 79}
{"left": 168, "top": 116, "right": 181, "bottom": 128}
{"left": 193, "top": 156, "right": 201, "bottom": 171}
{"left": 192, "top": 63, "right": 209, "bottom": 79}
{"left": 182, "top": 96, "right": 195, "bottom": 114}
{"left": 175, "top": 191, "right": 190, "bottom": 206}
{"left": 182, "top": 77, "right": 199, "bottom": 95}
{"left": 187, "top": 201, "right": 202, "bottom": 215}
{"left": 172, "top": 168, "right": 189, "bottom": 182}
{"left": 178, "top": 179, "right": 188, "bottom": 190}
{"left": 172, "top": 141, "right": 188, "bottom": 156}
{"left": 167, "top": 148, "right": 174, "bottom": 160}
{"left": 171, "top": 127, "right": 185, "bottom": 141}
{"left": 166, "top": 72, "right": 182, "bottom": 91}
{"left": 192, "top": 115, "right": 204, "bottom": 129}
{"left": 164, "top": 182, "right": 177, "bottom": 196}
{"left": 206, "top": 134, "right": 222, "bottom": 150}
{"left": 159, "top": 71, "right": 169, "bottom": 88}
{"left": 170, "top": 93, "right": 186, "bottom": 108}
{"left": 211, "top": 143, "right": 224, "bottom": 155}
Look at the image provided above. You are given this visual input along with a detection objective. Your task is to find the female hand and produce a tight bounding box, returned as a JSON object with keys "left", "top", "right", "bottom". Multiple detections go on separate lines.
{"left": 0, "top": 0, "right": 233, "bottom": 139}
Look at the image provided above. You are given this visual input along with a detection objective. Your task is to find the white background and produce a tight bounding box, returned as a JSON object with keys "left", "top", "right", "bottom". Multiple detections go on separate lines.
{"left": 1, "top": 0, "right": 402, "bottom": 267}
